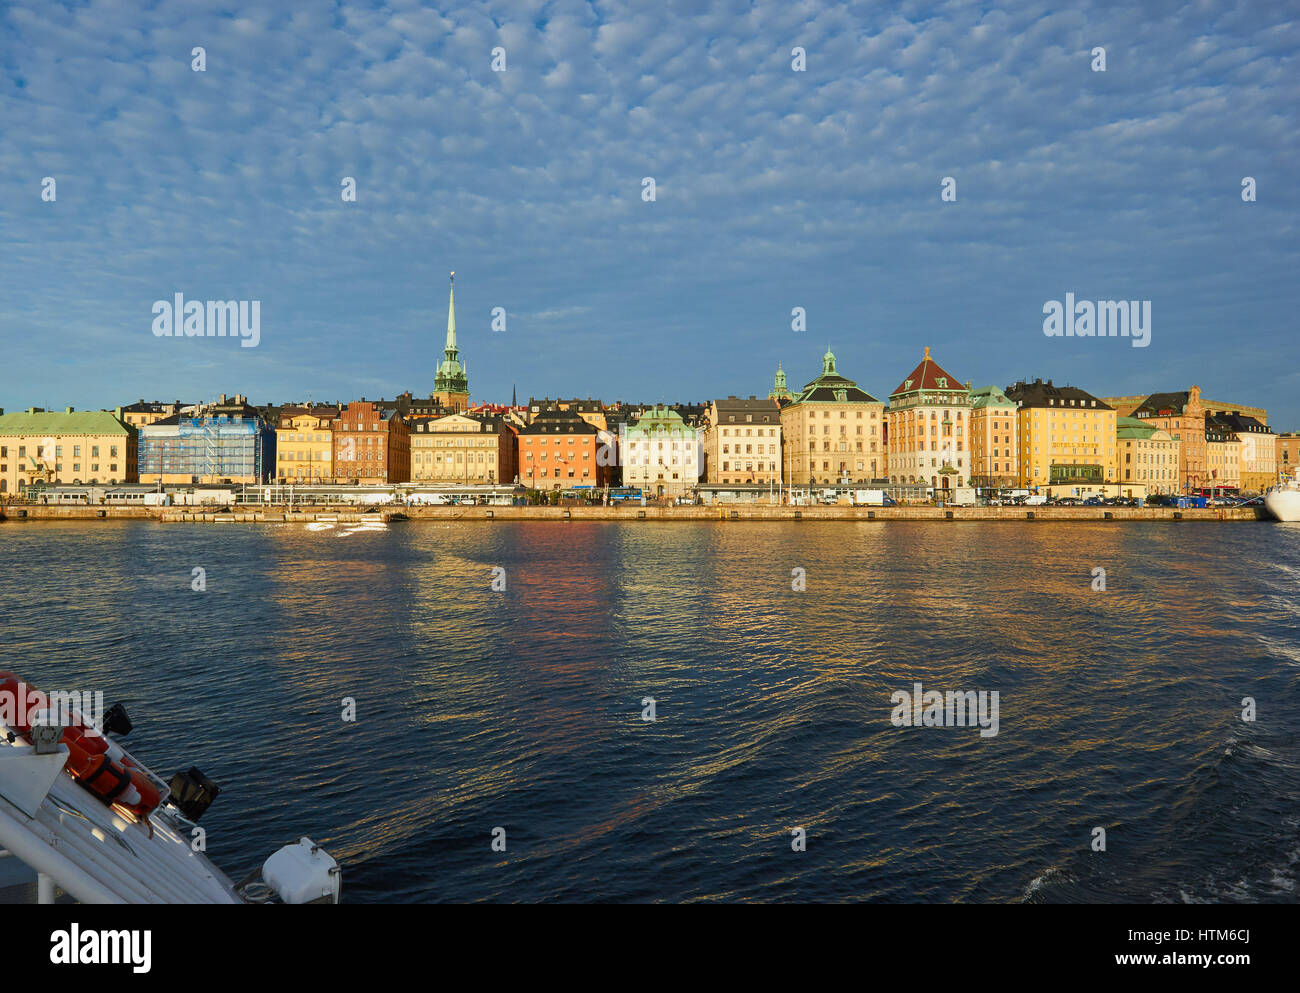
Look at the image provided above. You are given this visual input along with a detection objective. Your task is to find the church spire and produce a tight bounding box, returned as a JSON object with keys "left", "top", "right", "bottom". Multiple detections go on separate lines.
{"left": 445, "top": 270, "right": 458, "bottom": 357}
{"left": 433, "top": 269, "right": 470, "bottom": 412}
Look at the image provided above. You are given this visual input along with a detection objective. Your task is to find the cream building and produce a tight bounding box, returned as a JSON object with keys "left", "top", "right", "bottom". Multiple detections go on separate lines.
{"left": 701, "top": 397, "right": 782, "bottom": 485}
{"left": 886, "top": 347, "right": 973, "bottom": 491}
{"left": 1115, "top": 417, "right": 1180, "bottom": 496}
{"left": 0, "top": 407, "right": 136, "bottom": 495}
{"left": 1204, "top": 417, "right": 1243, "bottom": 491}
{"left": 779, "top": 348, "right": 885, "bottom": 487}
{"left": 1004, "top": 379, "right": 1117, "bottom": 493}
{"left": 409, "top": 412, "right": 517, "bottom": 485}
{"left": 1207, "top": 413, "right": 1274, "bottom": 493}
{"left": 622, "top": 405, "right": 699, "bottom": 497}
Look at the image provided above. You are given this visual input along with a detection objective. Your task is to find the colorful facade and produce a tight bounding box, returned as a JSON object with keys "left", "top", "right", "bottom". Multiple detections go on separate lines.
{"left": 333, "top": 401, "right": 409, "bottom": 484}
{"left": 886, "top": 347, "right": 972, "bottom": 491}
{"left": 517, "top": 407, "right": 615, "bottom": 490}
{"left": 276, "top": 407, "right": 341, "bottom": 483}
{"left": 968, "top": 385, "right": 1019, "bottom": 489}
{"left": 1004, "top": 379, "right": 1117, "bottom": 492}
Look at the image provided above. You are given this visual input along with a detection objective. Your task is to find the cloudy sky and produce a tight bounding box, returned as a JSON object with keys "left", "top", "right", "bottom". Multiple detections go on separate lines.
{"left": 2, "top": 0, "right": 1297, "bottom": 423}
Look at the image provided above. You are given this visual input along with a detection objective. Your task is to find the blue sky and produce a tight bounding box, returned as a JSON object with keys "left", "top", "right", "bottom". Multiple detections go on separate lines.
{"left": 2, "top": 1, "right": 1297, "bottom": 423}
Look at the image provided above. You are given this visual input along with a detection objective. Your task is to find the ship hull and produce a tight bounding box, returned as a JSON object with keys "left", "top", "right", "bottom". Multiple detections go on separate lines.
{"left": 1265, "top": 489, "right": 1300, "bottom": 522}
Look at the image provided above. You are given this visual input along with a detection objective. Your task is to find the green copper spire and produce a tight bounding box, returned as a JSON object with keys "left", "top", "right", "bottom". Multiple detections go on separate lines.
{"left": 434, "top": 269, "right": 469, "bottom": 405}
{"left": 769, "top": 362, "right": 794, "bottom": 401}
{"left": 822, "top": 347, "right": 836, "bottom": 376}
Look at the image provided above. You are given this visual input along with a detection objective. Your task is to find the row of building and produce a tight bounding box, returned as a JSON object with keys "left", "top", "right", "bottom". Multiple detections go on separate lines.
{"left": 0, "top": 278, "right": 1292, "bottom": 499}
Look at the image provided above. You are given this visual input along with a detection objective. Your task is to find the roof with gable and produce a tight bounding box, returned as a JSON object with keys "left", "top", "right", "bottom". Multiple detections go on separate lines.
{"left": 891, "top": 347, "right": 967, "bottom": 399}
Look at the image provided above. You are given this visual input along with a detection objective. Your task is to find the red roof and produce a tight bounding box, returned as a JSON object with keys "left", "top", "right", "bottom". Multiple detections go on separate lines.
{"left": 891, "top": 348, "right": 964, "bottom": 398}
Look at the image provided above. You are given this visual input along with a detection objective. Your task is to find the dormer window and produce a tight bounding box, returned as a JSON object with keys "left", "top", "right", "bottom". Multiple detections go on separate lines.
{"left": 936, "top": 377, "right": 947, "bottom": 388}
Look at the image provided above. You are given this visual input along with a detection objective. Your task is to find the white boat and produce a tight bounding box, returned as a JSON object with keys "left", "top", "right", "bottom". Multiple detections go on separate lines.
{"left": 1265, "top": 477, "right": 1300, "bottom": 522}
{"left": 0, "top": 671, "right": 340, "bottom": 904}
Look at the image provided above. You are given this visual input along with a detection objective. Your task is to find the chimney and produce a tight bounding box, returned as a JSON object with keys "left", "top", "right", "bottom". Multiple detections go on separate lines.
{"left": 65, "top": 406, "right": 74, "bottom": 414}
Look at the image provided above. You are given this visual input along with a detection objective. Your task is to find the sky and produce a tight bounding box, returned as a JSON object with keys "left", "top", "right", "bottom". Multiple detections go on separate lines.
{"left": 2, "top": 0, "right": 1297, "bottom": 424}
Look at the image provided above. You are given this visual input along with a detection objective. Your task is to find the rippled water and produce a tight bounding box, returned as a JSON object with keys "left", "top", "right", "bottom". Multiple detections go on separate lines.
{"left": 2, "top": 519, "right": 1298, "bottom": 903}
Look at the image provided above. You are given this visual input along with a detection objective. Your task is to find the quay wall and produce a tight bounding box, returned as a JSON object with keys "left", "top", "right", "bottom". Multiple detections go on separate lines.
{"left": 0, "top": 505, "right": 1267, "bottom": 523}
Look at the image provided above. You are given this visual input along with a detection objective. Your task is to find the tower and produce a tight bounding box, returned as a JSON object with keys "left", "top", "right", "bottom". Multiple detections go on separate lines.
{"left": 432, "top": 270, "right": 470, "bottom": 412}
{"left": 769, "top": 362, "right": 794, "bottom": 402}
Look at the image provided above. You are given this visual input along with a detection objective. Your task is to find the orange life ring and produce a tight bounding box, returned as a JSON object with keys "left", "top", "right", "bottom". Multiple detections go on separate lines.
{"left": 0, "top": 671, "right": 161, "bottom": 817}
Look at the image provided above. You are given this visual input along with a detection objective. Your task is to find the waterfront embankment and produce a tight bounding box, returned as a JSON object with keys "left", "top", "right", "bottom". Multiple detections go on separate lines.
{"left": 0, "top": 504, "right": 1267, "bottom": 523}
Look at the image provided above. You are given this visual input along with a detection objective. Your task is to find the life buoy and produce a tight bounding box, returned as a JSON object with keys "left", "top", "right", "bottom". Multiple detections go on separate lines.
{"left": 0, "top": 671, "right": 161, "bottom": 817}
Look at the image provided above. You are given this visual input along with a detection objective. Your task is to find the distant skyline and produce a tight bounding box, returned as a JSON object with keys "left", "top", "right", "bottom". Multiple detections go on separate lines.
{"left": 2, "top": 1, "right": 1297, "bottom": 423}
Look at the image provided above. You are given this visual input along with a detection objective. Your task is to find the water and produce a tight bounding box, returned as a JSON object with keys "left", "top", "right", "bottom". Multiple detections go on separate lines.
{"left": 2, "top": 519, "right": 1298, "bottom": 903}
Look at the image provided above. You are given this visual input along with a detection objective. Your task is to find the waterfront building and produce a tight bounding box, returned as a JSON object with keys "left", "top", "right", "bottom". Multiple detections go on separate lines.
{"left": 409, "top": 412, "right": 518, "bottom": 485}
{"left": 276, "top": 406, "right": 342, "bottom": 484}
{"left": 333, "top": 400, "right": 409, "bottom": 484}
{"left": 1115, "top": 417, "right": 1180, "bottom": 496}
{"left": 432, "top": 274, "right": 470, "bottom": 413}
{"left": 622, "top": 405, "right": 700, "bottom": 498}
{"left": 1107, "top": 389, "right": 1273, "bottom": 492}
{"left": 517, "top": 407, "right": 615, "bottom": 490}
{"left": 1204, "top": 416, "right": 1242, "bottom": 491}
{"left": 969, "top": 385, "right": 1020, "bottom": 490}
{"left": 1278, "top": 432, "right": 1300, "bottom": 481}
{"left": 779, "top": 348, "right": 885, "bottom": 487}
{"left": 886, "top": 347, "right": 972, "bottom": 492}
{"left": 1205, "top": 412, "right": 1275, "bottom": 493}
{"left": 139, "top": 402, "right": 274, "bottom": 485}
{"left": 1004, "top": 379, "right": 1117, "bottom": 493}
{"left": 0, "top": 407, "right": 136, "bottom": 494}
{"left": 700, "top": 397, "right": 782, "bottom": 486}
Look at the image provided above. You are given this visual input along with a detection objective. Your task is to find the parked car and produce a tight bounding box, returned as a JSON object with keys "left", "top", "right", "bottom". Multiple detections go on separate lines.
{"left": 1082, "top": 496, "right": 1103, "bottom": 506}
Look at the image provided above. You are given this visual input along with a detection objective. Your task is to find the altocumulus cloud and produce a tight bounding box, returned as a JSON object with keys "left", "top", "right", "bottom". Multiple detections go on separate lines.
{"left": 0, "top": 0, "right": 1296, "bottom": 419}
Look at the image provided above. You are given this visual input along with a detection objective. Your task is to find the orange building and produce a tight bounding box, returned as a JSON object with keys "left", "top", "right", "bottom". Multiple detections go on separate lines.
{"left": 517, "top": 407, "right": 615, "bottom": 490}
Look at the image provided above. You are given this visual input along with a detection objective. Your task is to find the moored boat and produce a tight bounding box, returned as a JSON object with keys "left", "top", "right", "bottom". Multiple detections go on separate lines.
{"left": 1265, "top": 476, "right": 1300, "bottom": 522}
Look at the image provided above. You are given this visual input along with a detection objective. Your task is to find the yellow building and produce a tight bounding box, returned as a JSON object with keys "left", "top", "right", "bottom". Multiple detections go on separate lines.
{"left": 969, "top": 385, "right": 1019, "bottom": 489}
{"left": 1116, "top": 417, "right": 1180, "bottom": 496}
{"left": 0, "top": 407, "right": 137, "bottom": 496}
{"left": 779, "top": 348, "right": 885, "bottom": 487}
{"left": 276, "top": 407, "right": 340, "bottom": 483}
{"left": 1004, "top": 379, "right": 1117, "bottom": 494}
